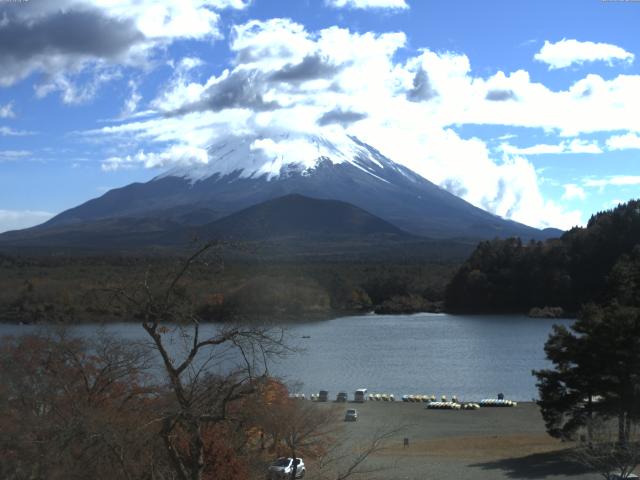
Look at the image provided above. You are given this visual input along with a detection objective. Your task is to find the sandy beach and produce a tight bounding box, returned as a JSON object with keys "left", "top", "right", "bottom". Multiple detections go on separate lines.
{"left": 309, "top": 401, "right": 604, "bottom": 480}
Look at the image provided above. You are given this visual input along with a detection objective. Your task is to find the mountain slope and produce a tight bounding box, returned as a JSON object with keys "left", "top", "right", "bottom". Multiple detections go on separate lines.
{"left": 0, "top": 194, "right": 411, "bottom": 248}
{"left": 0, "top": 194, "right": 478, "bottom": 261}
{"left": 1, "top": 133, "right": 561, "bottom": 248}
{"left": 197, "top": 193, "right": 411, "bottom": 240}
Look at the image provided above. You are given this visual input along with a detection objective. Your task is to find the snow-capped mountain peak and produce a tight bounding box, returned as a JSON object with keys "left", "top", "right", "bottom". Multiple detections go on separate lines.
{"left": 25, "top": 130, "right": 559, "bottom": 243}
{"left": 159, "top": 132, "right": 404, "bottom": 183}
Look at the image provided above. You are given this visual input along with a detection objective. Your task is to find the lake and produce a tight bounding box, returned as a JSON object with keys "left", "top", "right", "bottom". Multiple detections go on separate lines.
{"left": 0, "top": 313, "right": 572, "bottom": 401}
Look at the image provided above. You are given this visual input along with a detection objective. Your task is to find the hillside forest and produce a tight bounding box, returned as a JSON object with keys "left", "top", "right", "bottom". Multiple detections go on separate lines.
{"left": 0, "top": 256, "right": 456, "bottom": 324}
{"left": 446, "top": 200, "right": 640, "bottom": 315}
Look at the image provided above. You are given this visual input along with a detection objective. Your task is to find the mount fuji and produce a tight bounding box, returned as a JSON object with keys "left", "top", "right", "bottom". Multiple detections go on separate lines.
{"left": 0, "top": 133, "right": 560, "bottom": 251}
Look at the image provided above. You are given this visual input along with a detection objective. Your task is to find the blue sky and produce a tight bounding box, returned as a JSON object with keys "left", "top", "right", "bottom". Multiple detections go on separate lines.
{"left": 1, "top": 0, "right": 639, "bottom": 232}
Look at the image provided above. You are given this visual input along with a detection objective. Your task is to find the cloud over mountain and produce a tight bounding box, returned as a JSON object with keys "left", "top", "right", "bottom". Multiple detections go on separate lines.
{"left": 317, "top": 108, "right": 367, "bottom": 126}
{"left": 91, "top": 18, "right": 638, "bottom": 229}
{"left": 10, "top": 6, "right": 632, "bottom": 230}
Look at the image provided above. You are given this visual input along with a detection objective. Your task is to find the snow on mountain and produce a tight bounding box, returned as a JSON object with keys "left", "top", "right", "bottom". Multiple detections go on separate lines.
{"left": 159, "top": 131, "right": 408, "bottom": 184}
{"left": 3, "top": 130, "right": 562, "bottom": 244}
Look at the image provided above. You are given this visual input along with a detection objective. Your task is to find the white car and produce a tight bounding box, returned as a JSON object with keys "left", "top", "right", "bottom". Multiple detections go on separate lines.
{"left": 267, "top": 457, "right": 306, "bottom": 479}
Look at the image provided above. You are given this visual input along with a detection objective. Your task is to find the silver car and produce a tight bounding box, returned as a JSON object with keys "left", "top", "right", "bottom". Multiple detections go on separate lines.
{"left": 267, "top": 457, "right": 306, "bottom": 479}
{"left": 344, "top": 408, "right": 358, "bottom": 421}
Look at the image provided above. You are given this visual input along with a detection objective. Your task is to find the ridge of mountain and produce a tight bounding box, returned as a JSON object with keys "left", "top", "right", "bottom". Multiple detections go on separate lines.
{"left": 0, "top": 133, "right": 562, "bottom": 249}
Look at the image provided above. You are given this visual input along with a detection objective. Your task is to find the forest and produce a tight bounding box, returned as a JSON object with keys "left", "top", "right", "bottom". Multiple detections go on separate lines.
{"left": 445, "top": 199, "right": 640, "bottom": 315}
{"left": 0, "top": 253, "right": 456, "bottom": 324}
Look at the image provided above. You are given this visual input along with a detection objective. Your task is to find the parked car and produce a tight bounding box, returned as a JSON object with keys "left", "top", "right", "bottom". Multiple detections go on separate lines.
{"left": 336, "top": 392, "right": 348, "bottom": 402}
{"left": 267, "top": 457, "right": 306, "bottom": 479}
{"left": 354, "top": 388, "right": 367, "bottom": 402}
{"left": 344, "top": 408, "right": 358, "bottom": 421}
{"left": 318, "top": 390, "right": 329, "bottom": 402}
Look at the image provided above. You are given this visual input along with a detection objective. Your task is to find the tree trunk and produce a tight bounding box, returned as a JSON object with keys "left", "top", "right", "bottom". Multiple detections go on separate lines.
{"left": 587, "top": 395, "right": 594, "bottom": 442}
{"left": 290, "top": 448, "right": 297, "bottom": 480}
{"left": 619, "top": 411, "right": 626, "bottom": 444}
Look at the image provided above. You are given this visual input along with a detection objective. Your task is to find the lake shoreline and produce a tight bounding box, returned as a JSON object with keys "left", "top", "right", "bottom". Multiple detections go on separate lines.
{"left": 0, "top": 305, "right": 576, "bottom": 326}
{"left": 0, "top": 313, "right": 571, "bottom": 401}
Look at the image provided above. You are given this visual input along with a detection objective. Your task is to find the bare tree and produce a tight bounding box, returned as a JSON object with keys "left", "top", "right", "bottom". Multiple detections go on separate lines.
{"left": 113, "top": 242, "right": 290, "bottom": 480}
{"left": 316, "top": 426, "right": 404, "bottom": 480}
{"left": 284, "top": 403, "right": 336, "bottom": 479}
{"left": 256, "top": 398, "right": 339, "bottom": 479}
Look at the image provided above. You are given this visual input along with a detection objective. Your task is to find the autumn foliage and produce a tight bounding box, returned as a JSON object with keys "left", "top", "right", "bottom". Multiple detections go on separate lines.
{"left": 0, "top": 332, "right": 166, "bottom": 479}
{"left": 0, "top": 332, "right": 337, "bottom": 480}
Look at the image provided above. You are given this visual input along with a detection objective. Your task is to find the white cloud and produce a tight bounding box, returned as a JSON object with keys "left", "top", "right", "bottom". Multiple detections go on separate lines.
{"left": 565, "top": 139, "right": 603, "bottom": 154}
{"left": 501, "top": 139, "right": 602, "bottom": 155}
{"left": 90, "top": 0, "right": 225, "bottom": 40}
{"left": 102, "top": 144, "right": 209, "bottom": 171}
{"left": 151, "top": 58, "right": 211, "bottom": 113}
{"left": 606, "top": 132, "right": 640, "bottom": 150}
{"left": 177, "top": 57, "right": 204, "bottom": 72}
{"left": 0, "top": 102, "right": 15, "bottom": 118}
{"left": 35, "top": 68, "right": 123, "bottom": 105}
{"left": 534, "top": 39, "right": 634, "bottom": 70}
{"left": 89, "top": 19, "right": 606, "bottom": 229}
{"left": 212, "top": 0, "right": 251, "bottom": 8}
{"left": 121, "top": 80, "right": 142, "bottom": 117}
{"left": 584, "top": 176, "right": 640, "bottom": 188}
{"left": 0, "top": 126, "right": 33, "bottom": 136}
{"left": 84, "top": 0, "right": 250, "bottom": 40}
{"left": 443, "top": 69, "right": 640, "bottom": 137}
{"left": 0, "top": 209, "right": 54, "bottom": 233}
{"left": 562, "top": 184, "right": 586, "bottom": 201}
{"left": 325, "top": 0, "right": 409, "bottom": 9}
{"left": 502, "top": 143, "right": 564, "bottom": 155}
{"left": 0, "top": 0, "right": 248, "bottom": 100}
{"left": 0, "top": 150, "right": 31, "bottom": 161}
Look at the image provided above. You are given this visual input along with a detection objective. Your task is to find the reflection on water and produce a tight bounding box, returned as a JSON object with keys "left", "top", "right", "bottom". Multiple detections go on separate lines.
{"left": 0, "top": 313, "right": 572, "bottom": 401}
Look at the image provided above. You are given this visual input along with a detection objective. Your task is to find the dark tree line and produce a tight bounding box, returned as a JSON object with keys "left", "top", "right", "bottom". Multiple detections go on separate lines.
{"left": 1, "top": 253, "right": 457, "bottom": 324}
{"left": 445, "top": 199, "right": 640, "bottom": 314}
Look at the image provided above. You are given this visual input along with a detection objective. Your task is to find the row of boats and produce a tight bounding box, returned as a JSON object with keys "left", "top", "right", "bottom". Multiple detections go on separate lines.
{"left": 368, "top": 393, "right": 396, "bottom": 401}
{"left": 426, "top": 402, "right": 481, "bottom": 410}
{"left": 479, "top": 399, "right": 518, "bottom": 407}
{"left": 295, "top": 392, "right": 518, "bottom": 407}
{"left": 401, "top": 394, "right": 448, "bottom": 403}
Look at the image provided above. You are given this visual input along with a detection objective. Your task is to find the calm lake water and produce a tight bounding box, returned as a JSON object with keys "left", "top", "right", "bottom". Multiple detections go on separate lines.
{"left": 0, "top": 313, "right": 572, "bottom": 401}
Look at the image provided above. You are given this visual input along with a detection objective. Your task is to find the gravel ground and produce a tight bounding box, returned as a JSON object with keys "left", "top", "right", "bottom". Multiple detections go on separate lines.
{"left": 307, "top": 401, "right": 605, "bottom": 480}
